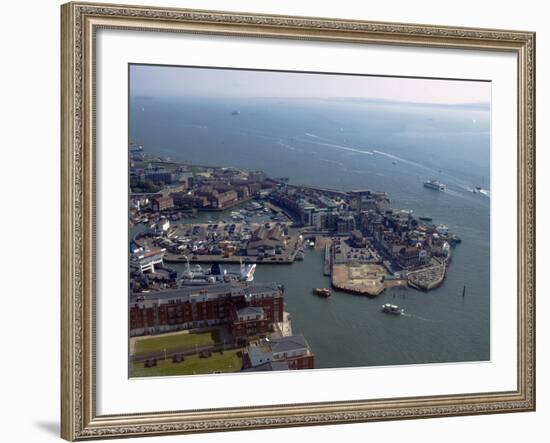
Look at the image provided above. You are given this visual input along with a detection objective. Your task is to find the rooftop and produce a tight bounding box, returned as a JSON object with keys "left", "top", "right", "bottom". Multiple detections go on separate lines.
{"left": 267, "top": 334, "right": 310, "bottom": 354}
{"left": 131, "top": 281, "right": 281, "bottom": 304}
{"left": 235, "top": 306, "right": 264, "bottom": 319}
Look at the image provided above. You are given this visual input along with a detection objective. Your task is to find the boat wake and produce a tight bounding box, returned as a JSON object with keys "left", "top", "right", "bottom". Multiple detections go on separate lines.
{"left": 373, "top": 150, "right": 491, "bottom": 200}
{"left": 302, "top": 133, "right": 373, "bottom": 155}
{"left": 462, "top": 186, "right": 491, "bottom": 199}
{"left": 401, "top": 313, "right": 441, "bottom": 323}
{"left": 242, "top": 131, "right": 489, "bottom": 202}
{"left": 372, "top": 150, "right": 433, "bottom": 171}
{"left": 478, "top": 189, "right": 491, "bottom": 198}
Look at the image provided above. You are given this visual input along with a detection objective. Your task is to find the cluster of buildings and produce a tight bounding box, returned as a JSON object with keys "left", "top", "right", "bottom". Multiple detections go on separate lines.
{"left": 269, "top": 186, "right": 389, "bottom": 233}
{"left": 130, "top": 281, "right": 315, "bottom": 371}
{"left": 361, "top": 209, "right": 452, "bottom": 269}
{"left": 130, "top": 161, "right": 277, "bottom": 213}
{"left": 138, "top": 217, "right": 293, "bottom": 262}
{"left": 269, "top": 185, "right": 455, "bottom": 270}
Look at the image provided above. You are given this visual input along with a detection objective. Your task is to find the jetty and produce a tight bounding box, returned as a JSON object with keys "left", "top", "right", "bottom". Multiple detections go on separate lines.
{"left": 331, "top": 262, "right": 386, "bottom": 297}
{"left": 407, "top": 260, "right": 446, "bottom": 291}
{"left": 323, "top": 244, "right": 332, "bottom": 276}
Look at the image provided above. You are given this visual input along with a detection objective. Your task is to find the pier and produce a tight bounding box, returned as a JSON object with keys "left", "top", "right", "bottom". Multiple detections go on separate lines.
{"left": 407, "top": 260, "right": 446, "bottom": 291}
{"left": 331, "top": 262, "right": 387, "bottom": 297}
{"left": 323, "top": 244, "right": 331, "bottom": 276}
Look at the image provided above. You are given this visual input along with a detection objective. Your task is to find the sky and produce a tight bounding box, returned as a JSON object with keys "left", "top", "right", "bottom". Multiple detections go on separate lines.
{"left": 130, "top": 64, "right": 491, "bottom": 106}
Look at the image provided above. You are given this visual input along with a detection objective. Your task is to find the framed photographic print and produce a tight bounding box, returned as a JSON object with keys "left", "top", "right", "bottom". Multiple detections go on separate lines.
{"left": 60, "top": 1, "right": 536, "bottom": 440}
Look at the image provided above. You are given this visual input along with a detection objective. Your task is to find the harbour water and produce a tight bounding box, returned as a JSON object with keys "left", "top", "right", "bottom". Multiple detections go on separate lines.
{"left": 130, "top": 95, "right": 490, "bottom": 368}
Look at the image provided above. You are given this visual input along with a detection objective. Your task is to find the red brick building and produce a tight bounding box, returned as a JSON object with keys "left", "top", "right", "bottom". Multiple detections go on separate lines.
{"left": 130, "top": 282, "right": 284, "bottom": 337}
{"left": 230, "top": 305, "right": 270, "bottom": 338}
{"left": 150, "top": 194, "right": 174, "bottom": 211}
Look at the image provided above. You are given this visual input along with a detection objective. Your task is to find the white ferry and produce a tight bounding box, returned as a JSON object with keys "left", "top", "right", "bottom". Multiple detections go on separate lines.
{"left": 381, "top": 304, "right": 404, "bottom": 315}
{"left": 423, "top": 179, "right": 446, "bottom": 191}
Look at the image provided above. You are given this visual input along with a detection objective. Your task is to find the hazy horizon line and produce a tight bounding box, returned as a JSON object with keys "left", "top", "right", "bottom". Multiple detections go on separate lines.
{"left": 131, "top": 94, "right": 490, "bottom": 109}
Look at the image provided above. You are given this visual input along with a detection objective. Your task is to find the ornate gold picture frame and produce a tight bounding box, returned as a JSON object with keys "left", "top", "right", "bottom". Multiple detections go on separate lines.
{"left": 61, "top": 2, "right": 535, "bottom": 440}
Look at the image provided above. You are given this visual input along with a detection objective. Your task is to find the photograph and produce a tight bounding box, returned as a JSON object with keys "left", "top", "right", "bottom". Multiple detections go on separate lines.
{"left": 56, "top": 2, "right": 536, "bottom": 439}
{"left": 128, "top": 64, "right": 491, "bottom": 378}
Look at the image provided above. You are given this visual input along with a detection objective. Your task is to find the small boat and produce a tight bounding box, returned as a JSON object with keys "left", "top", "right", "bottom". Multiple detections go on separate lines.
{"left": 313, "top": 288, "right": 331, "bottom": 298}
{"left": 381, "top": 304, "right": 404, "bottom": 315}
{"left": 295, "top": 250, "right": 305, "bottom": 260}
{"left": 419, "top": 216, "right": 432, "bottom": 222}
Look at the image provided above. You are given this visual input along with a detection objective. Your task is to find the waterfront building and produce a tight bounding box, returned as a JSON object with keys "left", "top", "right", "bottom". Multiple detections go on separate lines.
{"left": 193, "top": 187, "right": 239, "bottom": 210}
{"left": 246, "top": 182, "right": 262, "bottom": 195}
{"left": 234, "top": 185, "right": 250, "bottom": 200}
{"left": 311, "top": 209, "right": 328, "bottom": 230}
{"left": 247, "top": 225, "right": 286, "bottom": 256}
{"left": 130, "top": 195, "right": 149, "bottom": 211}
{"left": 317, "top": 195, "right": 340, "bottom": 210}
{"left": 245, "top": 334, "right": 314, "bottom": 370}
{"left": 297, "top": 198, "right": 316, "bottom": 225}
{"left": 130, "top": 248, "right": 166, "bottom": 274}
{"left": 249, "top": 171, "right": 267, "bottom": 182}
{"left": 213, "top": 190, "right": 238, "bottom": 209}
{"left": 150, "top": 195, "right": 174, "bottom": 211}
{"left": 231, "top": 306, "right": 270, "bottom": 338}
{"left": 129, "top": 282, "right": 284, "bottom": 336}
{"left": 171, "top": 192, "right": 208, "bottom": 208}
{"left": 337, "top": 215, "right": 356, "bottom": 234}
{"left": 144, "top": 169, "right": 175, "bottom": 185}
{"left": 397, "top": 246, "right": 423, "bottom": 268}
{"left": 429, "top": 236, "right": 451, "bottom": 258}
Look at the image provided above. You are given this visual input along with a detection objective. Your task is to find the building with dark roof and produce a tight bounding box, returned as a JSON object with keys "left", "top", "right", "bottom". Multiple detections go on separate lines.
{"left": 245, "top": 334, "right": 314, "bottom": 371}
{"left": 247, "top": 225, "right": 287, "bottom": 256}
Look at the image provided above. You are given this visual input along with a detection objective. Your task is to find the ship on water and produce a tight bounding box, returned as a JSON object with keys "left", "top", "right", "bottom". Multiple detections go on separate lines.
{"left": 177, "top": 259, "right": 256, "bottom": 287}
{"left": 423, "top": 179, "right": 446, "bottom": 191}
{"left": 381, "top": 304, "right": 404, "bottom": 315}
{"left": 313, "top": 288, "right": 331, "bottom": 298}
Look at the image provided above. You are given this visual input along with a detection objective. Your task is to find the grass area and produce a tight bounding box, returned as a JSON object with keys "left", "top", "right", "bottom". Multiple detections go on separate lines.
{"left": 134, "top": 331, "right": 217, "bottom": 355}
{"left": 190, "top": 165, "right": 201, "bottom": 176}
{"left": 130, "top": 350, "right": 243, "bottom": 377}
